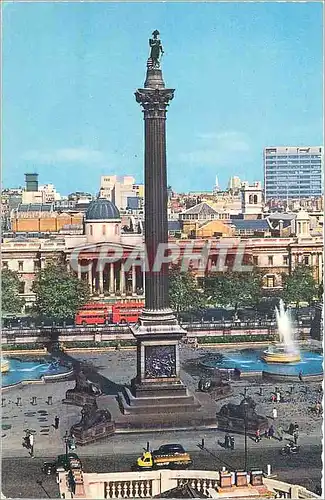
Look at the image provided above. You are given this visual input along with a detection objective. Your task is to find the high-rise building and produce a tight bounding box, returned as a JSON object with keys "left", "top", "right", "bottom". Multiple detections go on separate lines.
{"left": 264, "top": 146, "right": 323, "bottom": 201}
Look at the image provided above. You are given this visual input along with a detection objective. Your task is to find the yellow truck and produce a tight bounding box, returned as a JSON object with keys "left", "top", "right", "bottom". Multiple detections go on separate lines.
{"left": 135, "top": 443, "right": 192, "bottom": 471}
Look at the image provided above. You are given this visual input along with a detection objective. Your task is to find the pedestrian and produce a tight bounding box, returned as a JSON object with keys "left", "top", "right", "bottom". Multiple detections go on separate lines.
{"left": 54, "top": 416, "right": 60, "bottom": 430}
{"left": 276, "top": 391, "right": 281, "bottom": 403}
{"left": 255, "top": 429, "right": 261, "bottom": 443}
{"left": 272, "top": 407, "right": 278, "bottom": 420}
{"left": 271, "top": 394, "right": 276, "bottom": 404}
{"left": 298, "top": 370, "right": 303, "bottom": 382}
{"left": 224, "top": 433, "right": 230, "bottom": 449}
{"left": 315, "top": 401, "right": 321, "bottom": 416}
{"left": 268, "top": 425, "right": 275, "bottom": 439}
{"left": 264, "top": 429, "right": 268, "bottom": 439}
{"left": 294, "top": 422, "right": 299, "bottom": 432}
{"left": 29, "top": 433, "right": 34, "bottom": 458}
{"left": 230, "top": 436, "right": 235, "bottom": 450}
{"left": 277, "top": 425, "right": 283, "bottom": 441}
{"left": 293, "top": 430, "right": 299, "bottom": 445}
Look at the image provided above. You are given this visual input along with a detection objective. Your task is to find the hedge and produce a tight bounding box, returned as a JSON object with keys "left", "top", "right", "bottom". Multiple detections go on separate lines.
{"left": 199, "top": 334, "right": 274, "bottom": 344}
{"left": 62, "top": 340, "right": 136, "bottom": 349}
{"left": 2, "top": 343, "right": 45, "bottom": 351}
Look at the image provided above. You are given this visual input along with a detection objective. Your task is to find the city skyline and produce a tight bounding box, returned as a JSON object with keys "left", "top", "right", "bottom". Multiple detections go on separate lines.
{"left": 3, "top": 2, "right": 323, "bottom": 194}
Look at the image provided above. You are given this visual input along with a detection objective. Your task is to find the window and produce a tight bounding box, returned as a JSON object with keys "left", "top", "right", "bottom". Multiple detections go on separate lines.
{"left": 253, "top": 256, "right": 259, "bottom": 266}
{"left": 267, "top": 275, "right": 275, "bottom": 288}
{"left": 90, "top": 225, "right": 93, "bottom": 236}
{"left": 2, "top": 261, "right": 8, "bottom": 269}
{"left": 19, "top": 282, "right": 25, "bottom": 294}
{"left": 268, "top": 256, "right": 273, "bottom": 266}
{"left": 283, "top": 256, "right": 288, "bottom": 265}
{"left": 303, "top": 255, "right": 310, "bottom": 265}
{"left": 102, "top": 225, "right": 106, "bottom": 236}
{"left": 18, "top": 261, "right": 24, "bottom": 271}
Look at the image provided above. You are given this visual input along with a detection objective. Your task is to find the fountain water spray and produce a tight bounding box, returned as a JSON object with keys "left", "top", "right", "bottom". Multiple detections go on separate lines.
{"left": 275, "top": 299, "right": 299, "bottom": 355}
{"left": 261, "top": 299, "right": 301, "bottom": 363}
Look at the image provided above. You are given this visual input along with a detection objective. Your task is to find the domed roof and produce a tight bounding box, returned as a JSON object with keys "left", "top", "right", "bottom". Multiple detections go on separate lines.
{"left": 85, "top": 198, "right": 120, "bottom": 221}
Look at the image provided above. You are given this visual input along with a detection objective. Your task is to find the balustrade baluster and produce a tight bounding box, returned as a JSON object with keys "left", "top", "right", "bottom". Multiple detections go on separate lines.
{"left": 134, "top": 482, "right": 139, "bottom": 498}
{"left": 202, "top": 479, "right": 207, "bottom": 495}
{"left": 129, "top": 482, "right": 134, "bottom": 498}
{"left": 140, "top": 481, "right": 145, "bottom": 497}
{"left": 123, "top": 482, "right": 128, "bottom": 498}
{"left": 117, "top": 482, "right": 122, "bottom": 498}
{"left": 111, "top": 482, "right": 116, "bottom": 498}
{"left": 190, "top": 480, "right": 195, "bottom": 490}
{"left": 145, "top": 480, "right": 151, "bottom": 497}
{"left": 196, "top": 479, "right": 201, "bottom": 492}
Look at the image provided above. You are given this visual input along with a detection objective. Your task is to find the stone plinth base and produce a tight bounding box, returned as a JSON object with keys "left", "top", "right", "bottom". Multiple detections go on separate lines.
{"left": 96, "top": 394, "right": 217, "bottom": 432}
{"left": 63, "top": 390, "right": 97, "bottom": 407}
{"left": 70, "top": 419, "right": 115, "bottom": 445}
{"left": 118, "top": 386, "right": 200, "bottom": 415}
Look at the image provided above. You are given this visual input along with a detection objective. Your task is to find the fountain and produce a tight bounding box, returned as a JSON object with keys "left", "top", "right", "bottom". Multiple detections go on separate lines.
{"left": 261, "top": 300, "right": 301, "bottom": 363}
{"left": 2, "top": 357, "right": 73, "bottom": 388}
{"left": 199, "top": 298, "right": 322, "bottom": 380}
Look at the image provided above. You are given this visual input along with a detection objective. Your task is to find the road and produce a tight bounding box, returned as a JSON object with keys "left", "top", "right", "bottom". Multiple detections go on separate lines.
{"left": 2, "top": 445, "right": 322, "bottom": 498}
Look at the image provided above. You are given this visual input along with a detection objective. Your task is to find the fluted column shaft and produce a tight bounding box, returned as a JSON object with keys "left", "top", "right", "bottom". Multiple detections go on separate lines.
{"left": 136, "top": 82, "right": 174, "bottom": 312}
{"left": 144, "top": 114, "right": 168, "bottom": 309}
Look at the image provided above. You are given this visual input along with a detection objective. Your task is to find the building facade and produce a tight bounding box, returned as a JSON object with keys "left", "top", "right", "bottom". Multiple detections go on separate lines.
{"left": 264, "top": 146, "right": 323, "bottom": 201}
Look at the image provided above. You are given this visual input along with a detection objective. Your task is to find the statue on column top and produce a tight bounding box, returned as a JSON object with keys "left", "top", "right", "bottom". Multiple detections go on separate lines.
{"left": 148, "top": 30, "right": 164, "bottom": 69}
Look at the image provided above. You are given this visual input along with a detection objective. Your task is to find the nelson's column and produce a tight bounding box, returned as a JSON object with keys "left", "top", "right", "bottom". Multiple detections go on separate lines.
{"left": 118, "top": 31, "right": 214, "bottom": 427}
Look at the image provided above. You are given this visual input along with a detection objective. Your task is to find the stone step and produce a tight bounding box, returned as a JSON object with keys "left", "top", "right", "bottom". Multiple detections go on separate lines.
{"left": 122, "top": 387, "right": 197, "bottom": 407}
{"left": 118, "top": 391, "right": 201, "bottom": 415}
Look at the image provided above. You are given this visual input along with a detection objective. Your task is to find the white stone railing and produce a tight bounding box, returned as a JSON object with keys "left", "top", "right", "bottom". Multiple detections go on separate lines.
{"left": 58, "top": 470, "right": 320, "bottom": 499}
{"left": 264, "top": 478, "right": 321, "bottom": 499}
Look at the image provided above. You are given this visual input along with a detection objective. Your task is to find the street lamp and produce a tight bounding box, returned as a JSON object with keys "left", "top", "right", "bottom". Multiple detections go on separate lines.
{"left": 243, "top": 387, "right": 248, "bottom": 471}
{"left": 63, "top": 430, "right": 69, "bottom": 459}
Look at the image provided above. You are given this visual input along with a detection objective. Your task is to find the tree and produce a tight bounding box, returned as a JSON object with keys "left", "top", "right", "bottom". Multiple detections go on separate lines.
{"left": 32, "top": 261, "right": 90, "bottom": 322}
{"left": 2, "top": 269, "right": 25, "bottom": 314}
{"left": 281, "top": 265, "right": 318, "bottom": 307}
{"left": 169, "top": 265, "right": 205, "bottom": 314}
{"left": 204, "top": 269, "right": 263, "bottom": 314}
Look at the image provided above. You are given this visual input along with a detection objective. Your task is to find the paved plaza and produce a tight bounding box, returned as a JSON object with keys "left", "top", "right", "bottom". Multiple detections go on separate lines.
{"left": 2, "top": 345, "right": 322, "bottom": 459}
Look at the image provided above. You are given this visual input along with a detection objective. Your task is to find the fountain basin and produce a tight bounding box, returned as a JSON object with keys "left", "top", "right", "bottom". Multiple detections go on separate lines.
{"left": 261, "top": 345, "right": 301, "bottom": 364}
{"left": 200, "top": 348, "right": 323, "bottom": 381}
{"left": 2, "top": 357, "right": 73, "bottom": 389}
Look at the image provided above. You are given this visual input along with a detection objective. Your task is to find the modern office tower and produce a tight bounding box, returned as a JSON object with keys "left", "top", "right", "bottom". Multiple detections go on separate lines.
{"left": 264, "top": 146, "right": 323, "bottom": 201}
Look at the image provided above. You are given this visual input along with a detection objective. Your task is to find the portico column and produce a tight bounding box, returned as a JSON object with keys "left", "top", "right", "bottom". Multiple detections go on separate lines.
{"left": 318, "top": 253, "right": 323, "bottom": 284}
{"left": 109, "top": 262, "right": 115, "bottom": 295}
{"left": 132, "top": 264, "right": 137, "bottom": 295}
{"left": 88, "top": 261, "right": 93, "bottom": 294}
{"left": 67, "top": 260, "right": 71, "bottom": 273}
{"left": 120, "top": 261, "right": 126, "bottom": 296}
{"left": 99, "top": 264, "right": 104, "bottom": 296}
{"left": 77, "top": 263, "right": 81, "bottom": 280}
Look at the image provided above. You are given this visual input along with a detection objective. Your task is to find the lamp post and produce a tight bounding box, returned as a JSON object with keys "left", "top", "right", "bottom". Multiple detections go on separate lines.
{"left": 63, "top": 430, "right": 69, "bottom": 459}
{"left": 243, "top": 386, "right": 248, "bottom": 471}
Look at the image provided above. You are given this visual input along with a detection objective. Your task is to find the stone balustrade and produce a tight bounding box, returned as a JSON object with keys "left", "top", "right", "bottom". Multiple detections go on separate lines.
{"left": 57, "top": 469, "right": 320, "bottom": 499}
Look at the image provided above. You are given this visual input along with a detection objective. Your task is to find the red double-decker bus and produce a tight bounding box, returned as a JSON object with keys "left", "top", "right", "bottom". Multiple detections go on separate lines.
{"left": 112, "top": 302, "right": 144, "bottom": 324}
{"left": 75, "top": 303, "right": 112, "bottom": 326}
{"left": 75, "top": 302, "right": 144, "bottom": 326}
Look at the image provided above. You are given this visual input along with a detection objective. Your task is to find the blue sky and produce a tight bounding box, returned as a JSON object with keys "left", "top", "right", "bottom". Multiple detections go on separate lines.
{"left": 2, "top": 1, "right": 323, "bottom": 194}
